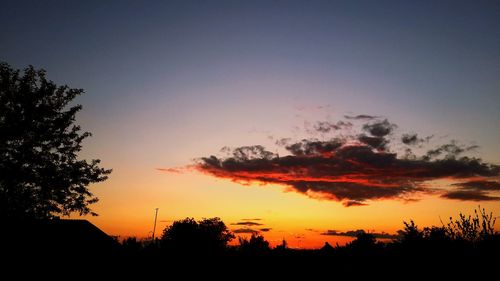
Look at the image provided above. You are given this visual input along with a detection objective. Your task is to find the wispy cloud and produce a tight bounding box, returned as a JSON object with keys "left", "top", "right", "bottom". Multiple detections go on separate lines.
{"left": 441, "top": 190, "right": 500, "bottom": 201}
{"left": 321, "top": 229, "right": 398, "bottom": 239}
{"left": 231, "top": 221, "right": 263, "bottom": 226}
{"left": 441, "top": 180, "right": 500, "bottom": 201}
{"left": 233, "top": 228, "right": 260, "bottom": 234}
{"left": 344, "top": 114, "right": 379, "bottom": 120}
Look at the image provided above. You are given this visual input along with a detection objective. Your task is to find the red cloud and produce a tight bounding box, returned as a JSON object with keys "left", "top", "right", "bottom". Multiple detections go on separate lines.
{"left": 161, "top": 118, "right": 500, "bottom": 206}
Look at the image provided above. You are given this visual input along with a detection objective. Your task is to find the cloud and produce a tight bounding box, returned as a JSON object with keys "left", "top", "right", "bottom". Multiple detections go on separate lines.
{"left": 162, "top": 116, "right": 500, "bottom": 206}
{"left": 452, "top": 180, "right": 500, "bottom": 191}
{"left": 441, "top": 190, "right": 500, "bottom": 201}
{"left": 441, "top": 180, "right": 500, "bottom": 201}
{"left": 358, "top": 135, "right": 388, "bottom": 151}
{"left": 195, "top": 141, "right": 500, "bottom": 206}
{"left": 156, "top": 167, "right": 184, "bottom": 173}
{"left": 241, "top": 218, "right": 262, "bottom": 221}
{"left": 344, "top": 114, "right": 379, "bottom": 120}
{"left": 362, "top": 119, "right": 396, "bottom": 137}
{"left": 321, "top": 229, "right": 398, "bottom": 239}
{"left": 313, "top": 121, "right": 352, "bottom": 133}
{"left": 232, "top": 222, "right": 263, "bottom": 226}
{"left": 233, "top": 228, "right": 260, "bottom": 234}
{"left": 259, "top": 228, "right": 272, "bottom": 232}
{"left": 401, "top": 133, "right": 433, "bottom": 146}
{"left": 343, "top": 200, "right": 368, "bottom": 207}
{"left": 423, "top": 142, "right": 479, "bottom": 161}
{"left": 283, "top": 138, "right": 344, "bottom": 157}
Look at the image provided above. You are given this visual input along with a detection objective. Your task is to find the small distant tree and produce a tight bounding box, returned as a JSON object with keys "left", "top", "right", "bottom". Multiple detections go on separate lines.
{"left": 275, "top": 239, "right": 288, "bottom": 250}
{"left": 347, "top": 231, "right": 377, "bottom": 254}
{"left": 0, "top": 62, "right": 111, "bottom": 219}
{"left": 349, "top": 231, "right": 377, "bottom": 250}
{"left": 160, "top": 217, "right": 234, "bottom": 254}
{"left": 399, "top": 220, "right": 424, "bottom": 245}
{"left": 238, "top": 234, "right": 271, "bottom": 255}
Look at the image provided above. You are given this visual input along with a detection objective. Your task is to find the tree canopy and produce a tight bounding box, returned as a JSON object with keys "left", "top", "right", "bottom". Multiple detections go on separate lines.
{"left": 0, "top": 62, "right": 111, "bottom": 219}
{"left": 160, "top": 217, "right": 234, "bottom": 254}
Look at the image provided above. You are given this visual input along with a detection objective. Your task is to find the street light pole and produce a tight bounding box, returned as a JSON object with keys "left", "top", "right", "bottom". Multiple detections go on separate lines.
{"left": 152, "top": 208, "right": 159, "bottom": 242}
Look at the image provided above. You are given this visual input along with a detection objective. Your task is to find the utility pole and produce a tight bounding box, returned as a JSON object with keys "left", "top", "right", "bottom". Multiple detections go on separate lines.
{"left": 152, "top": 208, "right": 159, "bottom": 242}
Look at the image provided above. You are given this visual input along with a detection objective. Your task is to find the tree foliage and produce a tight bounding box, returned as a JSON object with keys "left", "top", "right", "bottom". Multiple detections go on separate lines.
{"left": 160, "top": 217, "right": 234, "bottom": 254}
{"left": 0, "top": 62, "right": 111, "bottom": 219}
{"left": 442, "top": 206, "right": 496, "bottom": 243}
{"left": 238, "top": 234, "right": 271, "bottom": 254}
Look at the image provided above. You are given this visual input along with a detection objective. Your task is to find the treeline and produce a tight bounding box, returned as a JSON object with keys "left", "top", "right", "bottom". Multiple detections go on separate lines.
{"left": 3, "top": 207, "right": 499, "bottom": 276}
{"left": 118, "top": 207, "right": 498, "bottom": 262}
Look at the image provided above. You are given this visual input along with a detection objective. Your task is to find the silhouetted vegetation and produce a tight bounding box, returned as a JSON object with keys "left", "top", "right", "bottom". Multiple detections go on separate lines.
{"left": 0, "top": 62, "right": 111, "bottom": 219}
{"left": 238, "top": 234, "right": 271, "bottom": 256}
{"left": 159, "top": 217, "right": 234, "bottom": 256}
{"left": 100, "top": 207, "right": 498, "bottom": 276}
{"left": 3, "top": 208, "right": 497, "bottom": 277}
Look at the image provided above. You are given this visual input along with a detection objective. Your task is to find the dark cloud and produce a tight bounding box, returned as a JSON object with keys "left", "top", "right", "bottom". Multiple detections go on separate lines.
{"left": 452, "top": 180, "right": 500, "bottom": 191}
{"left": 401, "top": 133, "right": 433, "bottom": 146}
{"left": 163, "top": 116, "right": 500, "bottom": 206}
{"left": 402, "top": 134, "right": 420, "bottom": 145}
{"left": 441, "top": 190, "right": 500, "bottom": 201}
{"left": 195, "top": 133, "right": 500, "bottom": 206}
{"left": 423, "top": 141, "right": 479, "bottom": 161}
{"left": 362, "top": 119, "right": 396, "bottom": 137}
{"left": 321, "top": 230, "right": 340, "bottom": 235}
{"left": 284, "top": 138, "right": 344, "bottom": 157}
{"left": 232, "top": 222, "right": 263, "bottom": 226}
{"left": 313, "top": 121, "right": 352, "bottom": 133}
{"left": 259, "top": 228, "right": 272, "bottom": 232}
{"left": 344, "top": 114, "right": 379, "bottom": 120}
{"left": 321, "top": 229, "right": 398, "bottom": 239}
{"left": 233, "top": 228, "right": 260, "bottom": 234}
{"left": 442, "top": 180, "right": 500, "bottom": 201}
{"left": 196, "top": 140, "right": 499, "bottom": 205}
{"left": 231, "top": 145, "right": 276, "bottom": 161}
{"left": 358, "top": 135, "right": 388, "bottom": 151}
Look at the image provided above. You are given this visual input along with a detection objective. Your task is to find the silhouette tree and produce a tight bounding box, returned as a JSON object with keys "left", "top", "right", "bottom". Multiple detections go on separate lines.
{"left": 399, "top": 220, "right": 424, "bottom": 246}
{"left": 350, "top": 231, "right": 377, "bottom": 249}
{"left": 160, "top": 217, "right": 234, "bottom": 255}
{"left": 0, "top": 62, "right": 111, "bottom": 219}
{"left": 238, "top": 234, "right": 271, "bottom": 255}
{"left": 121, "top": 237, "right": 143, "bottom": 255}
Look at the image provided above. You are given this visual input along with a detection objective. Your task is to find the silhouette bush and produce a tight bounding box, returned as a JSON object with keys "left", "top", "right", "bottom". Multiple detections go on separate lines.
{"left": 442, "top": 206, "right": 496, "bottom": 243}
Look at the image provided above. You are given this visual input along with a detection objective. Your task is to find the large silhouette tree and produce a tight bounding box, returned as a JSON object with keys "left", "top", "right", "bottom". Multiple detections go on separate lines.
{"left": 0, "top": 62, "right": 111, "bottom": 219}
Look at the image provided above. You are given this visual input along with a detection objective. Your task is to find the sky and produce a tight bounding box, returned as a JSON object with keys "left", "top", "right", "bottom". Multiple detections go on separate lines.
{"left": 1, "top": 0, "right": 500, "bottom": 248}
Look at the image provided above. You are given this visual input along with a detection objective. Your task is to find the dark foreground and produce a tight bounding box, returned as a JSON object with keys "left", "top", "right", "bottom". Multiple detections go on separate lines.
{"left": 2, "top": 218, "right": 498, "bottom": 278}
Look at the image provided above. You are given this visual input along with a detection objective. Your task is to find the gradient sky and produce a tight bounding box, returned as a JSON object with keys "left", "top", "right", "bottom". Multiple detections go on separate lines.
{"left": 2, "top": 0, "right": 500, "bottom": 248}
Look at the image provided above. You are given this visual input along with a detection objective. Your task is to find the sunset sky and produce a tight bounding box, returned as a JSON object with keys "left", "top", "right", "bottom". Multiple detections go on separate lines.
{"left": 2, "top": 0, "right": 499, "bottom": 248}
